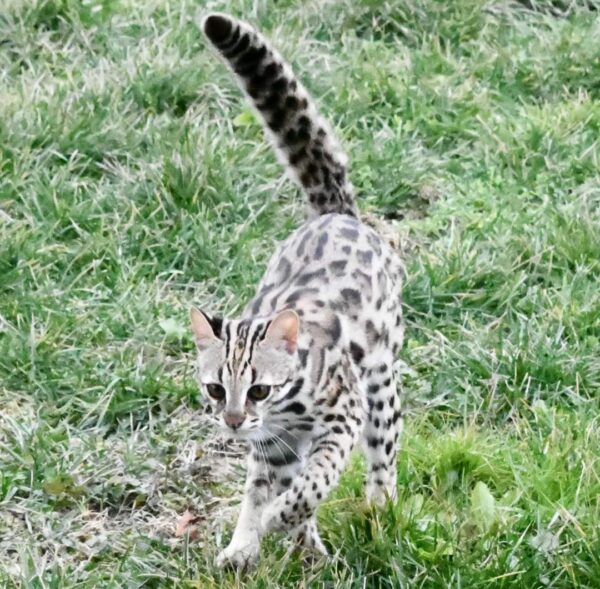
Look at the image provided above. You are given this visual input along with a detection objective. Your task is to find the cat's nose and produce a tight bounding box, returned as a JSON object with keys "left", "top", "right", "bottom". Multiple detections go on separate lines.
{"left": 224, "top": 412, "right": 246, "bottom": 430}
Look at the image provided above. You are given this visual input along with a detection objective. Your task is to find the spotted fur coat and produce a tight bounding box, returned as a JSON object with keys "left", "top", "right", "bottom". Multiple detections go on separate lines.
{"left": 189, "top": 13, "right": 404, "bottom": 568}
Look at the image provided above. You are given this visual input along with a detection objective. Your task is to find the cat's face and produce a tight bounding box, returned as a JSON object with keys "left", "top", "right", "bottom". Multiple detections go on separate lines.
{"left": 190, "top": 308, "right": 299, "bottom": 439}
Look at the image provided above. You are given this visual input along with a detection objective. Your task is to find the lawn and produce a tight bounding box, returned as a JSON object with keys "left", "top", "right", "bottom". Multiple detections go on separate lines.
{"left": 1, "top": 0, "right": 599, "bottom": 587}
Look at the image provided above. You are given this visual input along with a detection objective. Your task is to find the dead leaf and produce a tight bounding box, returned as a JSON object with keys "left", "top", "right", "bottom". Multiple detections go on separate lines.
{"left": 175, "top": 510, "right": 201, "bottom": 539}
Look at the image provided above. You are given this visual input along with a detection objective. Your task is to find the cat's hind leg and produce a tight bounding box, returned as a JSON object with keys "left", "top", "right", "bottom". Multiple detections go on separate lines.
{"left": 361, "top": 354, "right": 403, "bottom": 505}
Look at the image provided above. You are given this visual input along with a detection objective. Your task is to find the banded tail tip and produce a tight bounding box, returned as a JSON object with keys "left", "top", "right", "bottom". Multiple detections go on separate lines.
{"left": 203, "top": 13, "right": 233, "bottom": 45}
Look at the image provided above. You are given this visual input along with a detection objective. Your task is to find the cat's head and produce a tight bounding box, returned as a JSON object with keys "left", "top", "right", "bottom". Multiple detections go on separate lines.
{"left": 189, "top": 307, "right": 299, "bottom": 438}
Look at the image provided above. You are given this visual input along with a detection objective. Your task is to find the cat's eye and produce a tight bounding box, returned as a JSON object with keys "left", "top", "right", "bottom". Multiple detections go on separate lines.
{"left": 247, "top": 385, "right": 271, "bottom": 402}
{"left": 206, "top": 383, "right": 226, "bottom": 401}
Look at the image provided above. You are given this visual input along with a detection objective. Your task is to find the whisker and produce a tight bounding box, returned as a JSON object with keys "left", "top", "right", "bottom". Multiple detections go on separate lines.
{"left": 257, "top": 428, "right": 287, "bottom": 465}
{"left": 264, "top": 429, "right": 301, "bottom": 462}
{"left": 253, "top": 432, "right": 269, "bottom": 475}
{"left": 269, "top": 422, "right": 301, "bottom": 442}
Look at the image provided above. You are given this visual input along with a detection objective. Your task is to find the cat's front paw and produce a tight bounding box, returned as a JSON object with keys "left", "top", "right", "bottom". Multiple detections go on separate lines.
{"left": 216, "top": 536, "right": 260, "bottom": 570}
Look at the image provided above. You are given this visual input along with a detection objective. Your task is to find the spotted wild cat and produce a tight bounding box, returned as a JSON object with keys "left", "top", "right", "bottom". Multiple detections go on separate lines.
{"left": 190, "top": 13, "right": 404, "bottom": 568}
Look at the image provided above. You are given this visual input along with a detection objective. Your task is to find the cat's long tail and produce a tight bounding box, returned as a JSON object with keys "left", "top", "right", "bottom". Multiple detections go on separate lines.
{"left": 201, "top": 13, "right": 357, "bottom": 218}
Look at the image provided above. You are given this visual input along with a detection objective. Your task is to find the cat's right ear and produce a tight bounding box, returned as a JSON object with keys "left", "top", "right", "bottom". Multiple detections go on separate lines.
{"left": 189, "top": 307, "right": 222, "bottom": 348}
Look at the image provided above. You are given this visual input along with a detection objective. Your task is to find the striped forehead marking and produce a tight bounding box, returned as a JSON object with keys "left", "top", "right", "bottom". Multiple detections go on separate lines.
{"left": 234, "top": 338, "right": 245, "bottom": 365}
{"left": 224, "top": 320, "right": 269, "bottom": 384}
{"left": 226, "top": 322, "right": 249, "bottom": 379}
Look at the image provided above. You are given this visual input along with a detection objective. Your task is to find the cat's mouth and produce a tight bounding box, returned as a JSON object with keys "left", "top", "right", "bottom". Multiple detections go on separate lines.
{"left": 220, "top": 425, "right": 260, "bottom": 441}
{"left": 221, "top": 427, "right": 248, "bottom": 439}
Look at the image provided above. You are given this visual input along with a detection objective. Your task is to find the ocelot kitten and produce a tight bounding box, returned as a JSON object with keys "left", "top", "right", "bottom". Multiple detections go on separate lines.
{"left": 190, "top": 13, "right": 404, "bottom": 568}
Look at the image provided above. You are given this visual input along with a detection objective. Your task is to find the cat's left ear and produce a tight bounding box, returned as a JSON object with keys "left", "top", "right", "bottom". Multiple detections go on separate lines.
{"left": 262, "top": 309, "right": 299, "bottom": 354}
{"left": 189, "top": 307, "right": 222, "bottom": 348}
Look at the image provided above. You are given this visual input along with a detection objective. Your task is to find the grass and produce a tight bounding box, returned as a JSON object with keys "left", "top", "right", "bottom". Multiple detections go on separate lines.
{"left": 1, "top": 0, "right": 599, "bottom": 586}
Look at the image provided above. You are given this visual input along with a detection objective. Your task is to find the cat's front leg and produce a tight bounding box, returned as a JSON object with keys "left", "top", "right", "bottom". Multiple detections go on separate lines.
{"left": 260, "top": 382, "right": 362, "bottom": 536}
{"left": 216, "top": 450, "right": 270, "bottom": 569}
{"left": 260, "top": 424, "right": 359, "bottom": 534}
{"left": 270, "top": 456, "right": 327, "bottom": 556}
